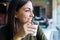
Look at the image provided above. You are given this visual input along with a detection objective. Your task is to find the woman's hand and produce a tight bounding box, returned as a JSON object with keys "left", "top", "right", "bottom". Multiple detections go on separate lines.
{"left": 23, "top": 22, "right": 38, "bottom": 36}
{"left": 13, "top": 25, "right": 26, "bottom": 40}
{"left": 13, "top": 22, "right": 38, "bottom": 40}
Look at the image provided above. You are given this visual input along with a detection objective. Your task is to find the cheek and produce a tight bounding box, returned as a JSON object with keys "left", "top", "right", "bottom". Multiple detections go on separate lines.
{"left": 18, "top": 13, "right": 29, "bottom": 23}
{"left": 22, "top": 13, "right": 29, "bottom": 22}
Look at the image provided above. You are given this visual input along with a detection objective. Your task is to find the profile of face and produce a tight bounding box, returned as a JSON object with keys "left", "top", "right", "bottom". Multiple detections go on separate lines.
{"left": 15, "top": 1, "right": 34, "bottom": 24}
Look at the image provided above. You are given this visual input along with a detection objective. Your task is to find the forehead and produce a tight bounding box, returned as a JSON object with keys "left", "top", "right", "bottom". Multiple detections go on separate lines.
{"left": 21, "top": 1, "right": 33, "bottom": 10}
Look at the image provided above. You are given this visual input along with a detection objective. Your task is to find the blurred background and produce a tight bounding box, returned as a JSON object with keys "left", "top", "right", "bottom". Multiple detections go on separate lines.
{"left": 0, "top": 0, "right": 60, "bottom": 40}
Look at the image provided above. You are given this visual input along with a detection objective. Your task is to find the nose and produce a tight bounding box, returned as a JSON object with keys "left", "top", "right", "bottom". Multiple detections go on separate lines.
{"left": 30, "top": 11, "right": 34, "bottom": 17}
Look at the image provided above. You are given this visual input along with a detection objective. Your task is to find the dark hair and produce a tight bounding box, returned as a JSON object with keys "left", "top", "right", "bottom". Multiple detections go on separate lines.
{"left": 8, "top": 0, "right": 32, "bottom": 39}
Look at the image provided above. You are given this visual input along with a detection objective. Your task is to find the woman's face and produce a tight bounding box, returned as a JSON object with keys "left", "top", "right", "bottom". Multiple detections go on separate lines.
{"left": 15, "top": 1, "right": 34, "bottom": 24}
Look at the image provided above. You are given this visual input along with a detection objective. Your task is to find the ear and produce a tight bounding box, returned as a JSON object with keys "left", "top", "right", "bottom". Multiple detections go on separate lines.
{"left": 15, "top": 15, "right": 17, "bottom": 18}
{"left": 15, "top": 11, "right": 18, "bottom": 18}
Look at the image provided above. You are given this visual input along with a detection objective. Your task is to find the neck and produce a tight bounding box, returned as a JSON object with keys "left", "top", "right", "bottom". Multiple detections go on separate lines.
{"left": 18, "top": 22, "right": 24, "bottom": 28}
{"left": 15, "top": 21, "right": 24, "bottom": 33}
{"left": 16, "top": 22, "right": 25, "bottom": 35}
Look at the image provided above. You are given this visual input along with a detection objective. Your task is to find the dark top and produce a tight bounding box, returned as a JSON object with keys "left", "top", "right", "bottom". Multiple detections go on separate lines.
{"left": 0, "top": 25, "right": 47, "bottom": 40}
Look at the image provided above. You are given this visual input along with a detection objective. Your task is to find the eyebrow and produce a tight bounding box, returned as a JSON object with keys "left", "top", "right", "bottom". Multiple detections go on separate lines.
{"left": 23, "top": 7, "right": 33, "bottom": 11}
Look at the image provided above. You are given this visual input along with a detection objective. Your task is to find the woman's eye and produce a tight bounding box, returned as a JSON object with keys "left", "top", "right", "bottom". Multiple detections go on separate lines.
{"left": 25, "top": 9, "right": 30, "bottom": 12}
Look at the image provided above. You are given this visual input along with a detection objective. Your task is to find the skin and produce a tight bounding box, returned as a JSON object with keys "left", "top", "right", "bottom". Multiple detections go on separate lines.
{"left": 14, "top": 1, "right": 37, "bottom": 40}
{"left": 15, "top": 1, "right": 34, "bottom": 24}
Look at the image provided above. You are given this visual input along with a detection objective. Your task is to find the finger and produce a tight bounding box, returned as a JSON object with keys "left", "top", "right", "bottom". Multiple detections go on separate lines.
{"left": 27, "top": 26, "right": 36, "bottom": 30}
{"left": 27, "top": 29, "right": 35, "bottom": 34}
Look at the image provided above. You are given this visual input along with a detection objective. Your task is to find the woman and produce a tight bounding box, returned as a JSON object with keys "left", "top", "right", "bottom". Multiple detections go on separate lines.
{"left": 8, "top": 0, "right": 47, "bottom": 40}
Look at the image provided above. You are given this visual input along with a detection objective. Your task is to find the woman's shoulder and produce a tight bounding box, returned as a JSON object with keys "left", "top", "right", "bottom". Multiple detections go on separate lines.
{"left": 36, "top": 25, "right": 47, "bottom": 40}
{"left": 37, "top": 25, "right": 43, "bottom": 35}
{"left": 37, "top": 25, "right": 43, "bottom": 32}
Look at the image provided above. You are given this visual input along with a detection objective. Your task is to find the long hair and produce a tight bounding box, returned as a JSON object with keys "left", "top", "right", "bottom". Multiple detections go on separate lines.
{"left": 7, "top": 0, "right": 32, "bottom": 39}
